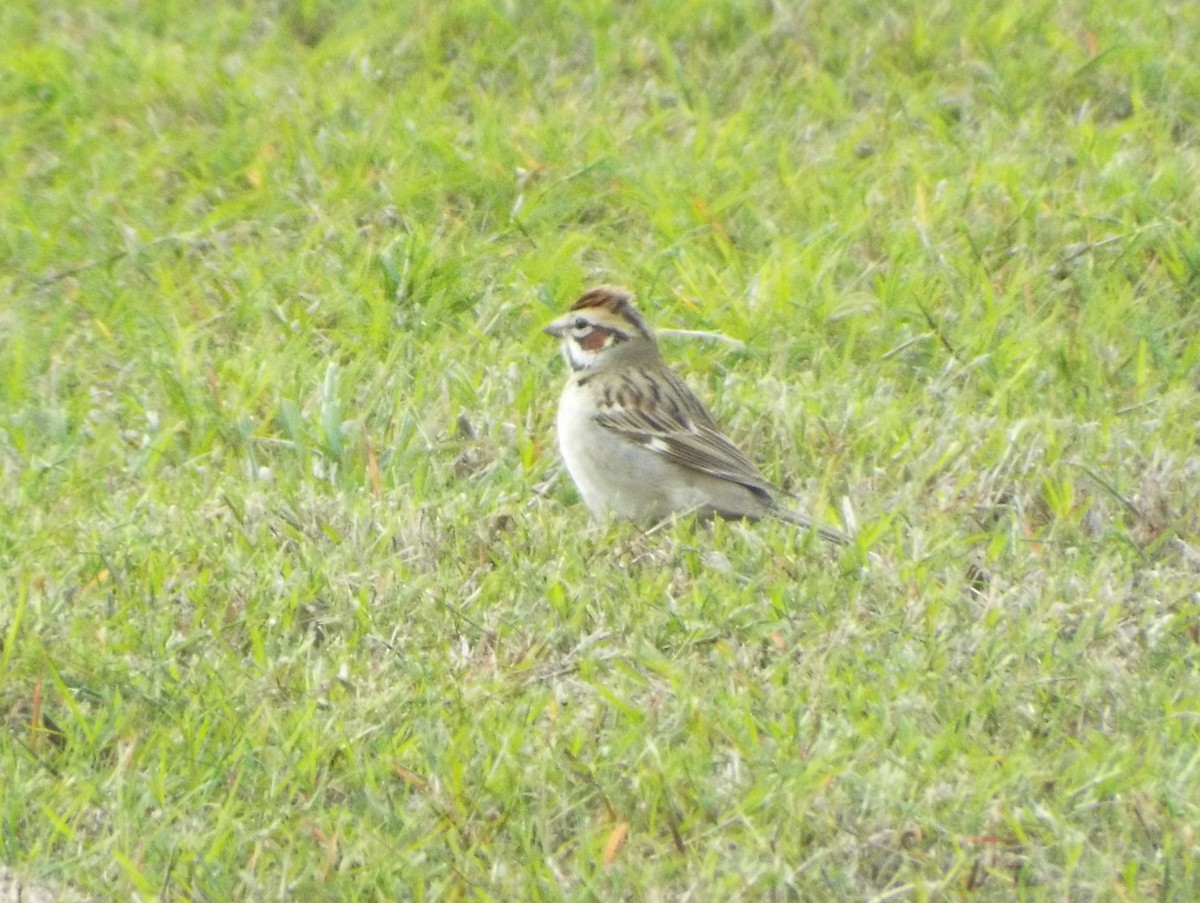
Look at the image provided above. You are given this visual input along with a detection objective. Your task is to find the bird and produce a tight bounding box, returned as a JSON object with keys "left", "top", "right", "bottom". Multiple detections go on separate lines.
{"left": 543, "top": 285, "right": 848, "bottom": 544}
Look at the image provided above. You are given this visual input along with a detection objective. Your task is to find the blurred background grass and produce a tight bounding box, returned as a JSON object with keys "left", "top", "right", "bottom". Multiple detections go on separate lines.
{"left": 2, "top": 1, "right": 1198, "bottom": 899}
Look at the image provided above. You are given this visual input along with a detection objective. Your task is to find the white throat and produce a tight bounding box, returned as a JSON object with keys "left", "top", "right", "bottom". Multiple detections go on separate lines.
{"left": 563, "top": 338, "right": 603, "bottom": 371}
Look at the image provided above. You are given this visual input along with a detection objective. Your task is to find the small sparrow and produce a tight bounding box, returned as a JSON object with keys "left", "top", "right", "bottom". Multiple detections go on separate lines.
{"left": 543, "top": 285, "right": 848, "bottom": 544}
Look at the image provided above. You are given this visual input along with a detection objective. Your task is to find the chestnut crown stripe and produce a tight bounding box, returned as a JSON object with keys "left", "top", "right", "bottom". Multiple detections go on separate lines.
{"left": 569, "top": 285, "right": 655, "bottom": 341}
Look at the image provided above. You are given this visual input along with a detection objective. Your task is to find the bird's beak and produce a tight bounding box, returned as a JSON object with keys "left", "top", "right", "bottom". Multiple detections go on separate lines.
{"left": 542, "top": 316, "right": 569, "bottom": 338}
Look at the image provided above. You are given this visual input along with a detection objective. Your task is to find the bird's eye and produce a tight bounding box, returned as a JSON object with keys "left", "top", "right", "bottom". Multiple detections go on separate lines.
{"left": 572, "top": 317, "right": 589, "bottom": 332}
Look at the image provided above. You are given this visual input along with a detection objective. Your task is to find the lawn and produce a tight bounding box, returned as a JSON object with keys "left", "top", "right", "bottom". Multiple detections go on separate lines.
{"left": 2, "top": 0, "right": 1199, "bottom": 899}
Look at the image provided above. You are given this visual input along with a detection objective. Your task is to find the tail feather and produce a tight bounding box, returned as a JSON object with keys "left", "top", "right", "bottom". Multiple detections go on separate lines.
{"left": 771, "top": 504, "right": 850, "bottom": 545}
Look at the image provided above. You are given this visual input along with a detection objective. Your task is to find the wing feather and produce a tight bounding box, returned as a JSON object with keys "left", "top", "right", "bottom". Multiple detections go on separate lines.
{"left": 592, "top": 367, "right": 776, "bottom": 499}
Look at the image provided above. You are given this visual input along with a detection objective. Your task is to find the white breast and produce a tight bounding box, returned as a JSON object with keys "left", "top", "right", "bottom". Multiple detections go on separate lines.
{"left": 555, "top": 377, "right": 616, "bottom": 517}
{"left": 556, "top": 376, "right": 698, "bottom": 520}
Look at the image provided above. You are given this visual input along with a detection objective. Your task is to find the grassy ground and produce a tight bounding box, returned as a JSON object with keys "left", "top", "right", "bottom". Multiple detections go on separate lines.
{"left": 3, "top": 0, "right": 1199, "bottom": 899}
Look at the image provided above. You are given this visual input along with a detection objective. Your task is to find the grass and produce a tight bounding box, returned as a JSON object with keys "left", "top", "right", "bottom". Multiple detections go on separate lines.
{"left": 2, "top": 0, "right": 1199, "bottom": 899}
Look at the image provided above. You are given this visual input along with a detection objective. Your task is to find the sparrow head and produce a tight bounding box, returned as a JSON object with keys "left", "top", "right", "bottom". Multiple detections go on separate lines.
{"left": 543, "top": 285, "right": 659, "bottom": 371}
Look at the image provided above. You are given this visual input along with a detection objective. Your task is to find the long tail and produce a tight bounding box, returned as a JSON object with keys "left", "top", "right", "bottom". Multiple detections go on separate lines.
{"left": 771, "top": 504, "right": 850, "bottom": 545}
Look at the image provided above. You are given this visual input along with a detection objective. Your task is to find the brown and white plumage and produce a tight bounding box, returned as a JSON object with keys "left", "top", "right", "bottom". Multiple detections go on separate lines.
{"left": 543, "top": 286, "right": 847, "bottom": 544}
